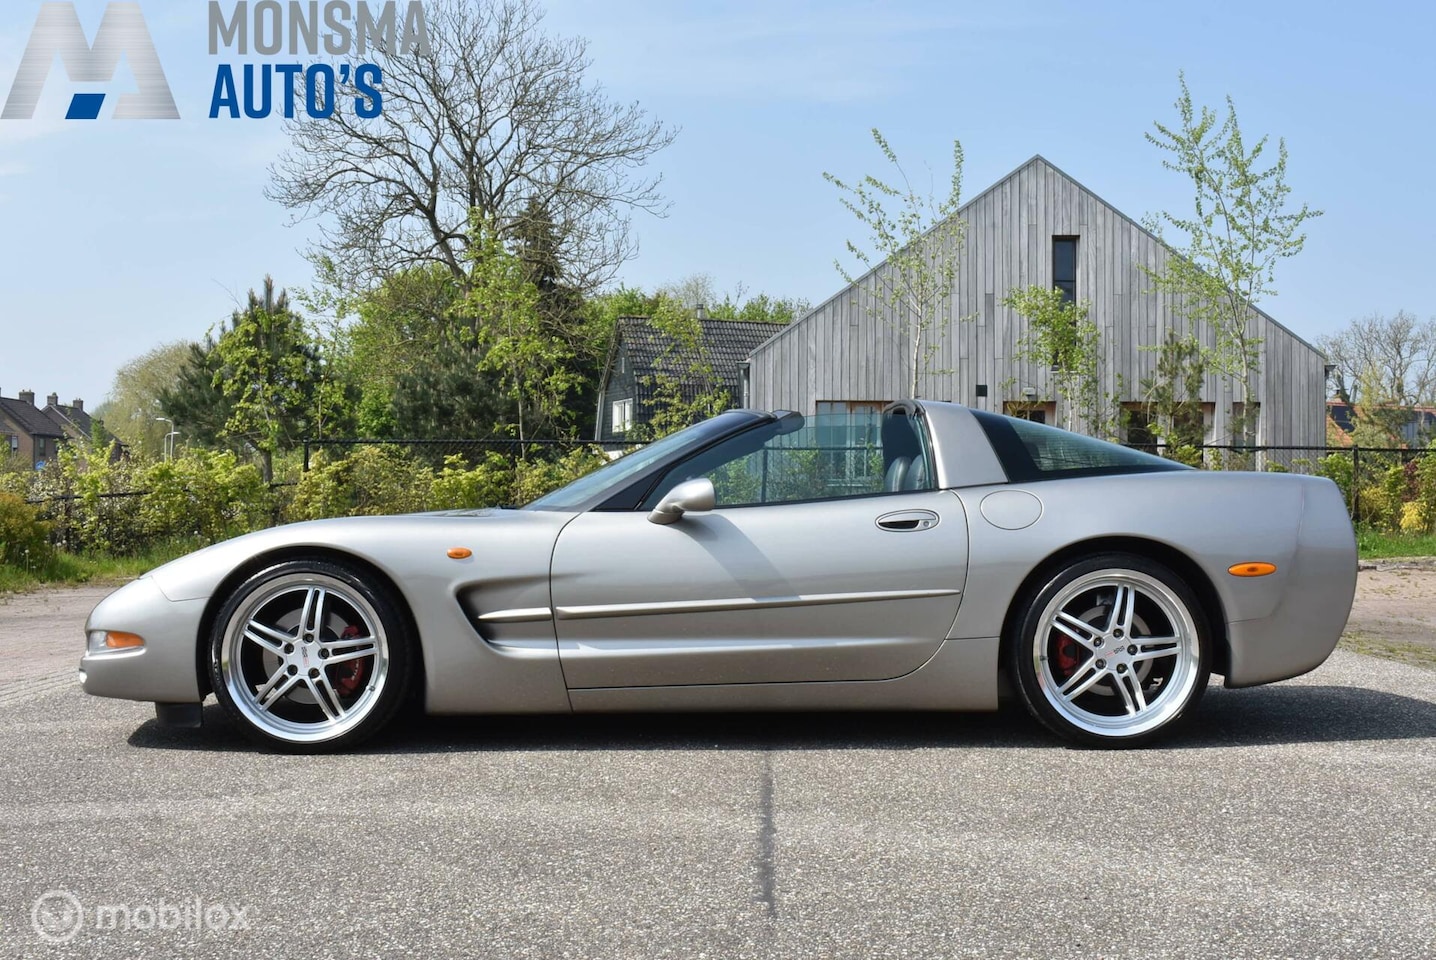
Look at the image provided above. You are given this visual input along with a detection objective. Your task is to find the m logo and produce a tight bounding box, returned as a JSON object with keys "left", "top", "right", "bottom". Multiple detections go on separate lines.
{"left": 2, "top": 2, "right": 178, "bottom": 120}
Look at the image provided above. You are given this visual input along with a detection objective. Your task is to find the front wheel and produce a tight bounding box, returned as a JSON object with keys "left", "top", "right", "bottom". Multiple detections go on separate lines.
{"left": 208, "top": 560, "right": 414, "bottom": 752}
{"left": 1010, "top": 553, "right": 1211, "bottom": 747}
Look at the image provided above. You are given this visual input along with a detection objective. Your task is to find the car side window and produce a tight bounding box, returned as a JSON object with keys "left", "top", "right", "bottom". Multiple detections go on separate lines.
{"left": 643, "top": 410, "right": 935, "bottom": 508}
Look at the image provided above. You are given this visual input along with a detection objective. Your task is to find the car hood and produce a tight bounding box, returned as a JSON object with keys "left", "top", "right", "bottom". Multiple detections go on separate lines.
{"left": 145, "top": 508, "right": 575, "bottom": 602}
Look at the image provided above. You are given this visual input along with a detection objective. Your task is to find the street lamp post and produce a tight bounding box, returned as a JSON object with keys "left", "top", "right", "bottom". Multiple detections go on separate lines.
{"left": 154, "top": 417, "right": 175, "bottom": 461}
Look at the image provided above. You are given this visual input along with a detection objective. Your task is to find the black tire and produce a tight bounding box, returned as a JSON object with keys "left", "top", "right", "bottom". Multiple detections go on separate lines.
{"left": 208, "top": 559, "right": 415, "bottom": 753}
{"left": 1009, "top": 552, "right": 1211, "bottom": 747}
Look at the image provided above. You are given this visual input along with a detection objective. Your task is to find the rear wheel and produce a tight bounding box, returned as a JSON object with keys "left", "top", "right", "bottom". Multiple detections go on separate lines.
{"left": 1010, "top": 553, "right": 1210, "bottom": 747}
{"left": 208, "top": 560, "right": 414, "bottom": 752}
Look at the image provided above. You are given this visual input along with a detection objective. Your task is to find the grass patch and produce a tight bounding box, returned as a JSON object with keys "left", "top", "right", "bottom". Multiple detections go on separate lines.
{"left": 0, "top": 540, "right": 203, "bottom": 595}
{"left": 1340, "top": 630, "right": 1436, "bottom": 669}
{"left": 1356, "top": 526, "right": 1436, "bottom": 559}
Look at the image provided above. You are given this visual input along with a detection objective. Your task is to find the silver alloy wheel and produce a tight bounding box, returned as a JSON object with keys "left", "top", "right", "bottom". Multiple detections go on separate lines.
{"left": 1032, "top": 568, "right": 1201, "bottom": 738}
{"left": 219, "top": 573, "right": 390, "bottom": 745}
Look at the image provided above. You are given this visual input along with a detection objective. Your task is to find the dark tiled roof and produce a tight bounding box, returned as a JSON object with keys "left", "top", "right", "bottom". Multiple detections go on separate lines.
{"left": 617, "top": 316, "right": 782, "bottom": 405}
{"left": 47, "top": 403, "right": 93, "bottom": 437}
{"left": 0, "top": 396, "right": 65, "bottom": 438}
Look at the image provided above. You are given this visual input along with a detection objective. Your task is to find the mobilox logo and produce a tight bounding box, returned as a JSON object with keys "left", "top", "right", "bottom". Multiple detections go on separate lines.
{"left": 2, "top": 2, "right": 179, "bottom": 120}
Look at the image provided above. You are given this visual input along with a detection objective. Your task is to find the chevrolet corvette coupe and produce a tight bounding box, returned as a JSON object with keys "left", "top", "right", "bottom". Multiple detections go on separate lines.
{"left": 81, "top": 401, "right": 1357, "bottom": 751}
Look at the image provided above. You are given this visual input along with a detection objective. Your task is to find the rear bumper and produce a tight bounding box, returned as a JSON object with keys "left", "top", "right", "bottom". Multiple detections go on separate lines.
{"left": 1224, "top": 481, "right": 1357, "bottom": 687}
{"left": 80, "top": 577, "right": 207, "bottom": 703}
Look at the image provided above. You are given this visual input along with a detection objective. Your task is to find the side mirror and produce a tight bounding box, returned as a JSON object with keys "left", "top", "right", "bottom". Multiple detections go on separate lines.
{"left": 647, "top": 478, "right": 716, "bottom": 525}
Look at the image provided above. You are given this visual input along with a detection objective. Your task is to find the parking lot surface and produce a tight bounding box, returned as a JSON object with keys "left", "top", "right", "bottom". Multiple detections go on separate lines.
{"left": 0, "top": 585, "right": 1432, "bottom": 958}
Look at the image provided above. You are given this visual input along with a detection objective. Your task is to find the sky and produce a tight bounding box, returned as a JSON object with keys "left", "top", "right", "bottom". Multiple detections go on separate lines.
{"left": 0, "top": 0, "right": 1432, "bottom": 410}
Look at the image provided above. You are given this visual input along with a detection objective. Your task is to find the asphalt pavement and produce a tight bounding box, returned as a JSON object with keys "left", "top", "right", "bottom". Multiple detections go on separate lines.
{"left": 0, "top": 586, "right": 1432, "bottom": 959}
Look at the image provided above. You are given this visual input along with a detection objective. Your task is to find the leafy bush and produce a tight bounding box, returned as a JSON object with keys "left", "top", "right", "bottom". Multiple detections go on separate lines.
{"left": 430, "top": 453, "right": 513, "bottom": 510}
{"left": 1314, "top": 453, "right": 1353, "bottom": 507}
{"left": 139, "top": 451, "right": 272, "bottom": 543}
{"left": 0, "top": 492, "right": 53, "bottom": 569}
{"left": 287, "top": 446, "right": 434, "bottom": 521}
{"left": 1400, "top": 500, "right": 1430, "bottom": 535}
{"left": 510, "top": 446, "right": 610, "bottom": 505}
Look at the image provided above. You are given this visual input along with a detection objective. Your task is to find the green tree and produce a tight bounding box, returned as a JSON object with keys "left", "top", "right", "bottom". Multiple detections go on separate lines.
{"left": 1145, "top": 72, "right": 1323, "bottom": 444}
{"left": 323, "top": 264, "right": 472, "bottom": 437}
{"left": 210, "top": 277, "right": 344, "bottom": 481}
{"left": 97, "top": 340, "right": 194, "bottom": 458}
{"left": 158, "top": 338, "right": 236, "bottom": 453}
{"left": 1004, "top": 285, "right": 1121, "bottom": 438}
{"left": 826, "top": 129, "right": 966, "bottom": 397}
{"left": 1141, "top": 330, "right": 1209, "bottom": 457}
{"left": 463, "top": 220, "right": 578, "bottom": 443}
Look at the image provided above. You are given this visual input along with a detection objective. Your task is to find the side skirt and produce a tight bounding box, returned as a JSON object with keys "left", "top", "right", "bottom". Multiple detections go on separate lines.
{"left": 565, "top": 636, "right": 1000, "bottom": 713}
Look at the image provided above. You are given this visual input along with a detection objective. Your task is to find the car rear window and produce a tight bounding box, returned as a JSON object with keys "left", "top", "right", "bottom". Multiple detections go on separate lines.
{"left": 971, "top": 410, "right": 1190, "bottom": 483}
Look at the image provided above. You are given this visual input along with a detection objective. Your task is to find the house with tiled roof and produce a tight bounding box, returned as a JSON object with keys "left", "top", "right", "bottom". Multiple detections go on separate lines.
{"left": 44, "top": 393, "right": 95, "bottom": 442}
{"left": 1, "top": 389, "right": 67, "bottom": 469}
{"left": 593, "top": 314, "right": 785, "bottom": 442}
{"left": 0, "top": 389, "right": 99, "bottom": 469}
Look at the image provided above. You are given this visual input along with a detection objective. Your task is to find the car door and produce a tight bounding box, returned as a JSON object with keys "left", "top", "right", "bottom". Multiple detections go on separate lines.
{"left": 549, "top": 408, "right": 969, "bottom": 688}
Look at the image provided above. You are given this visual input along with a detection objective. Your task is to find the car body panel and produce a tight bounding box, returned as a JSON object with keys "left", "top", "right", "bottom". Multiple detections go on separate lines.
{"left": 550, "top": 490, "right": 968, "bottom": 687}
{"left": 79, "top": 400, "right": 1358, "bottom": 726}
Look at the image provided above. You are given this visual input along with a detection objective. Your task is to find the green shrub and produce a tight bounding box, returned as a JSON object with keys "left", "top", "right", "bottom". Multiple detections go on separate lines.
{"left": 287, "top": 446, "right": 434, "bottom": 521}
{"left": 139, "top": 451, "right": 272, "bottom": 543}
{"left": 1315, "top": 453, "right": 1354, "bottom": 507}
{"left": 430, "top": 453, "right": 514, "bottom": 510}
{"left": 0, "top": 492, "right": 53, "bottom": 569}
{"left": 1400, "top": 500, "right": 1431, "bottom": 535}
{"left": 510, "top": 446, "right": 609, "bottom": 505}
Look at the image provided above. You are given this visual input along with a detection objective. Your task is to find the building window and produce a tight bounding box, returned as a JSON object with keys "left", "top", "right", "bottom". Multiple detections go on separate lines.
{"left": 612, "top": 398, "right": 634, "bottom": 434}
{"left": 1122, "top": 403, "right": 1213, "bottom": 450}
{"left": 37, "top": 438, "right": 46, "bottom": 456}
{"left": 1125, "top": 409, "right": 1158, "bottom": 449}
{"left": 6, "top": 435, "right": 16, "bottom": 453}
{"left": 1003, "top": 401, "right": 1055, "bottom": 425}
{"left": 1053, "top": 236, "right": 1077, "bottom": 303}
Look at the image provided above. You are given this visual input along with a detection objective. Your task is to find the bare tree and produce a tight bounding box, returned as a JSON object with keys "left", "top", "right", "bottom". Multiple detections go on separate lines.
{"left": 268, "top": 0, "right": 676, "bottom": 293}
{"left": 1318, "top": 310, "right": 1436, "bottom": 406}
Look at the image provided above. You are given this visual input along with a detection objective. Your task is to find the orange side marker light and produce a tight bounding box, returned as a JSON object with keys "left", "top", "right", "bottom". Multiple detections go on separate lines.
{"left": 447, "top": 547, "right": 473, "bottom": 560}
{"left": 104, "top": 631, "right": 145, "bottom": 649}
{"left": 1228, "top": 562, "right": 1277, "bottom": 578}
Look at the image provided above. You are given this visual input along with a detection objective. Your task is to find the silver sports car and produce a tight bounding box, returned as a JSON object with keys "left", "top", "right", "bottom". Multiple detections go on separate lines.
{"left": 81, "top": 401, "right": 1357, "bottom": 751}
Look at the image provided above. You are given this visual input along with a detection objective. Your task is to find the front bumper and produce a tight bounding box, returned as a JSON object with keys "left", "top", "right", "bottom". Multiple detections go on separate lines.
{"left": 80, "top": 577, "right": 208, "bottom": 703}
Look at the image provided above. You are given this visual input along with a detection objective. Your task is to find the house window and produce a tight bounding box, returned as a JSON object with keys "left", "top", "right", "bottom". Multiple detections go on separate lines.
{"left": 1053, "top": 237, "right": 1077, "bottom": 303}
{"left": 6, "top": 435, "right": 16, "bottom": 453}
{"left": 37, "top": 438, "right": 46, "bottom": 456}
{"left": 1122, "top": 402, "right": 1213, "bottom": 449}
{"left": 1004, "top": 401, "right": 1055, "bottom": 425}
{"left": 612, "top": 398, "right": 634, "bottom": 434}
{"left": 1125, "top": 409, "right": 1158, "bottom": 449}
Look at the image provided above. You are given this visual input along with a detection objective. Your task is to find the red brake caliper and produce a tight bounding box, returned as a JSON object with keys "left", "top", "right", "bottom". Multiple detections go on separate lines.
{"left": 1054, "top": 635, "right": 1080, "bottom": 677}
{"left": 331, "top": 624, "right": 370, "bottom": 698}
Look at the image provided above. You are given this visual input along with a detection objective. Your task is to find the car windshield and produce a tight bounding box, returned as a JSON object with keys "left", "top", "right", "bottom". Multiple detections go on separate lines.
{"left": 524, "top": 411, "right": 760, "bottom": 511}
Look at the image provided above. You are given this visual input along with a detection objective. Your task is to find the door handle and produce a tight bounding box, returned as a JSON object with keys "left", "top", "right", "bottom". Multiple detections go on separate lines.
{"left": 875, "top": 509, "right": 940, "bottom": 532}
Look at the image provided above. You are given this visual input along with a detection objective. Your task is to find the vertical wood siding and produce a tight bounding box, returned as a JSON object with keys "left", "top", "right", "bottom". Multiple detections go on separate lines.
{"left": 747, "top": 156, "right": 1327, "bottom": 447}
